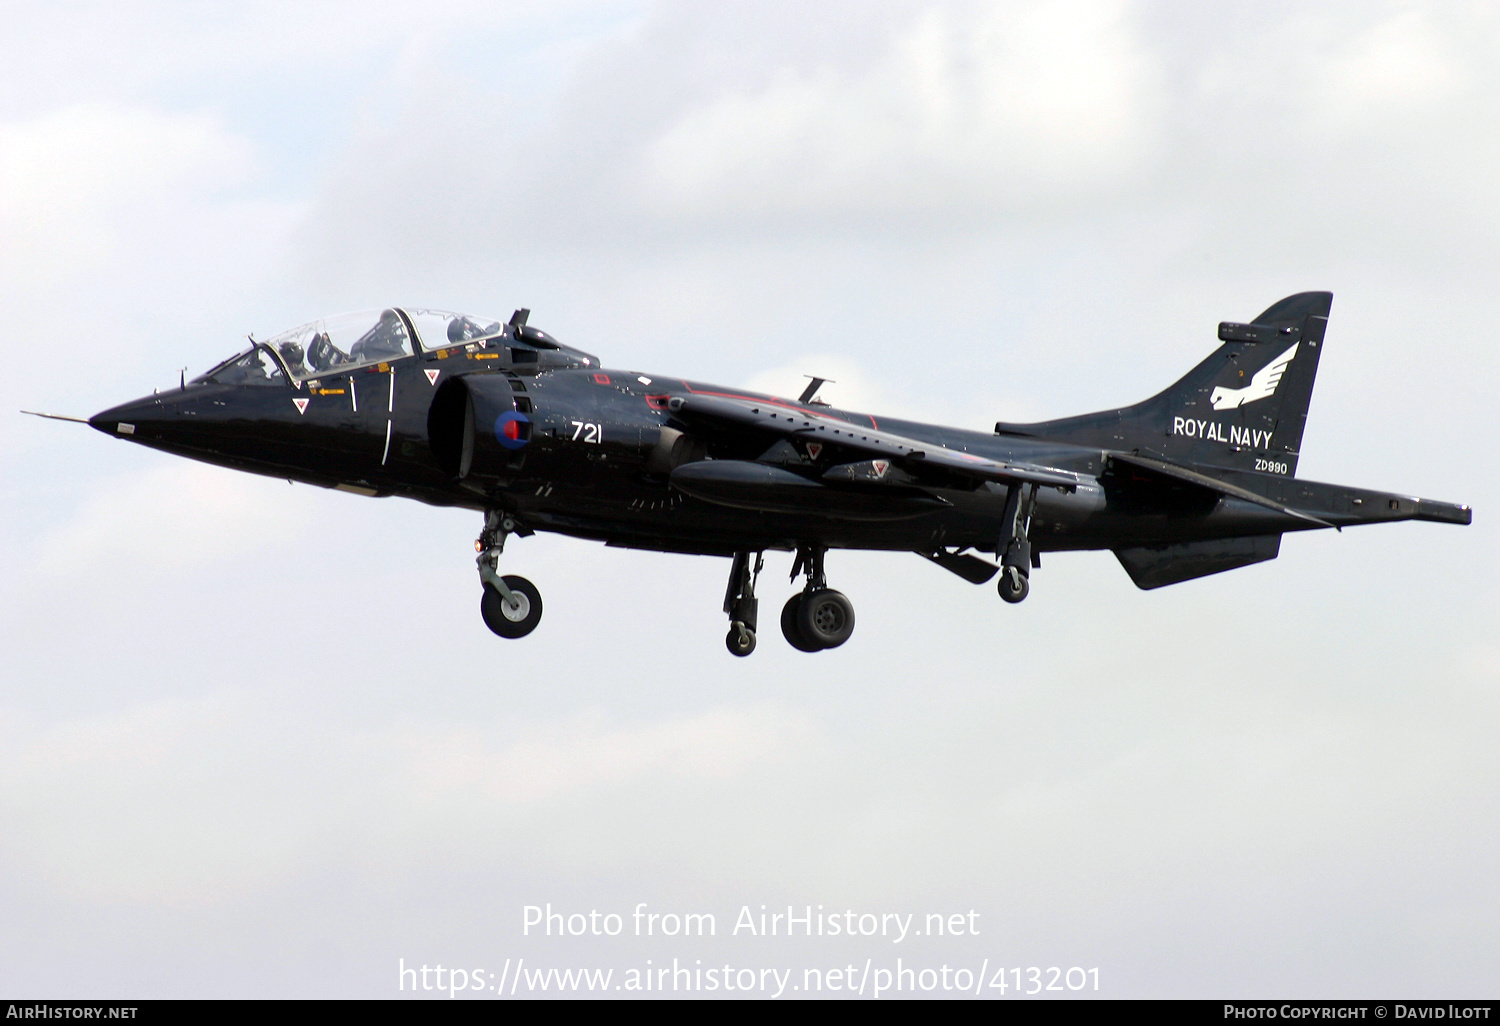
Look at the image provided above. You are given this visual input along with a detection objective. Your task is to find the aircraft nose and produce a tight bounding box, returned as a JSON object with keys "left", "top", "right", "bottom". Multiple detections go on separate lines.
{"left": 89, "top": 384, "right": 302, "bottom": 472}
{"left": 89, "top": 393, "right": 174, "bottom": 440}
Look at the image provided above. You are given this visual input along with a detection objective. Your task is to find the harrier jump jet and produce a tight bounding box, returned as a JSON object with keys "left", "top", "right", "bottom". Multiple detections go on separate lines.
{"left": 63, "top": 293, "right": 1469, "bottom": 655}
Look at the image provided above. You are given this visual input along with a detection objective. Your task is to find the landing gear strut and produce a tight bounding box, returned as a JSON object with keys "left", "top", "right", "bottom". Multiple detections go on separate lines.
{"left": 780, "top": 545, "right": 856, "bottom": 652}
{"left": 997, "top": 483, "right": 1037, "bottom": 604}
{"left": 476, "top": 510, "right": 543, "bottom": 638}
{"left": 724, "top": 551, "right": 762, "bottom": 657}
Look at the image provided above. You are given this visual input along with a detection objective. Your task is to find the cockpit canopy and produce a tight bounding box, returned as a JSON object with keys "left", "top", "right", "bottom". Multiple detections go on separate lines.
{"left": 193, "top": 308, "right": 587, "bottom": 387}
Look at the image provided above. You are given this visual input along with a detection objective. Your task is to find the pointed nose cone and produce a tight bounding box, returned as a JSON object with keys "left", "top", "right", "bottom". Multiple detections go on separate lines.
{"left": 90, "top": 393, "right": 177, "bottom": 441}
{"left": 88, "top": 385, "right": 296, "bottom": 473}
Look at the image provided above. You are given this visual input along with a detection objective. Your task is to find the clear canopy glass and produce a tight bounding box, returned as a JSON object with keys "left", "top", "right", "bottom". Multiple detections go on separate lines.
{"left": 262, "top": 309, "right": 414, "bottom": 381}
{"left": 196, "top": 309, "right": 513, "bottom": 385}
{"left": 403, "top": 309, "right": 505, "bottom": 349}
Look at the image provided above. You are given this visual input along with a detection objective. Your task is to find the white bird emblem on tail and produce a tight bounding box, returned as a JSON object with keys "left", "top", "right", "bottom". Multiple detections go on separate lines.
{"left": 1210, "top": 342, "right": 1299, "bottom": 411}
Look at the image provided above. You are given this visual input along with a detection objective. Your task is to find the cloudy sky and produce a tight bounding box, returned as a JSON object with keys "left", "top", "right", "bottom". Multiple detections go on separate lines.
{"left": 2, "top": 0, "right": 1496, "bottom": 999}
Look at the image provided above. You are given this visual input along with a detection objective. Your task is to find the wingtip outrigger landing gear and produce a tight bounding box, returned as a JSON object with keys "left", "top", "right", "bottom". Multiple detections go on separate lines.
{"left": 997, "top": 483, "right": 1038, "bottom": 605}
{"left": 476, "top": 510, "right": 543, "bottom": 638}
{"left": 997, "top": 565, "right": 1029, "bottom": 604}
{"left": 724, "top": 551, "right": 762, "bottom": 657}
{"left": 780, "top": 545, "right": 856, "bottom": 652}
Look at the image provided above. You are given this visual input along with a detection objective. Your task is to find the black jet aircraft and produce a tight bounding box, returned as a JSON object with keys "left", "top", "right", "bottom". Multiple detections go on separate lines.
{"left": 57, "top": 293, "right": 1469, "bottom": 656}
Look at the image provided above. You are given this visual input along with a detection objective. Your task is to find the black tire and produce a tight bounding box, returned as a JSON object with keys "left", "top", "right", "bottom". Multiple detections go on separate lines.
{"left": 998, "top": 566, "right": 1029, "bottom": 604}
{"left": 781, "top": 594, "right": 823, "bottom": 652}
{"left": 481, "top": 576, "right": 543, "bottom": 638}
{"left": 726, "top": 623, "right": 756, "bottom": 657}
{"left": 797, "top": 589, "right": 855, "bottom": 650}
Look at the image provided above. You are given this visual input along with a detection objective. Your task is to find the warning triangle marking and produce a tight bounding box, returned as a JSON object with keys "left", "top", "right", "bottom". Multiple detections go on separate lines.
{"left": 292, "top": 397, "right": 310, "bottom": 415}
{"left": 872, "top": 460, "right": 888, "bottom": 477}
{"left": 806, "top": 442, "right": 822, "bottom": 460}
{"left": 425, "top": 369, "right": 440, "bottom": 385}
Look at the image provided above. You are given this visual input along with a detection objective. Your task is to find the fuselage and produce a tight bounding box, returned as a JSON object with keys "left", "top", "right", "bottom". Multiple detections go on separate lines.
{"left": 76, "top": 296, "right": 1470, "bottom": 653}
{"left": 90, "top": 341, "right": 1325, "bottom": 560}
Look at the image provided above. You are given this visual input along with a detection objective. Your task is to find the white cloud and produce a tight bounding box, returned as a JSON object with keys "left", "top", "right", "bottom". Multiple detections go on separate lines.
{"left": 1308, "top": 9, "right": 1466, "bottom": 132}
{"left": 0, "top": 105, "right": 253, "bottom": 281}
{"left": 22, "top": 461, "right": 311, "bottom": 582}
{"left": 0, "top": 697, "right": 817, "bottom": 904}
{"left": 641, "top": 1, "right": 1159, "bottom": 223}
{"left": 395, "top": 705, "right": 815, "bottom": 806}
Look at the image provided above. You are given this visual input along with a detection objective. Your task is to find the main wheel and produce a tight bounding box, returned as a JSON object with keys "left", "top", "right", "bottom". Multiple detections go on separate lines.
{"left": 781, "top": 594, "right": 823, "bottom": 652}
{"left": 797, "top": 589, "right": 855, "bottom": 650}
{"left": 481, "top": 576, "right": 543, "bottom": 638}
{"left": 997, "top": 565, "right": 1029, "bottom": 604}
{"left": 726, "top": 622, "right": 756, "bottom": 657}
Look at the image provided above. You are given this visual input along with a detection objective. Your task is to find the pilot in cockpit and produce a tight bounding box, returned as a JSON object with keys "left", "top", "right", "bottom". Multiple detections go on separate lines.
{"left": 350, "top": 309, "right": 409, "bottom": 362}
{"left": 307, "top": 331, "right": 346, "bottom": 372}
{"left": 448, "top": 316, "right": 502, "bottom": 344}
{"left": 277, "top": 340, "right": 305, "bottom": 378}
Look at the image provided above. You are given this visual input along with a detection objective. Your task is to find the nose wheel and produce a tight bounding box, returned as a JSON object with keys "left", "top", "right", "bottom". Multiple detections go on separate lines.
{"left": 482, "top": 576, "right": 543, "bottom": 637}
{"left": 475, "top": 511, "right": 543, "bottom": 639}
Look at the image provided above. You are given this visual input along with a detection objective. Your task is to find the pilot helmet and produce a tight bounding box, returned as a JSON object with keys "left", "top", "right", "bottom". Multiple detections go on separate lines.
{"left": 447, "top": 317, "right": 477, "bottom": 343}
{"left": 278, "top": 340, "right": 305, "bottom": 371}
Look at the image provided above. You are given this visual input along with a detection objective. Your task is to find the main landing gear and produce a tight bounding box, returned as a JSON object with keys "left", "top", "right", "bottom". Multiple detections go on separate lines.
{"left": 780, "top": 545, "right": 855, "bottom": 653}
{"left": 721, "top": 546, "right": 856, "bottom": 656}
{"left": 997, "top": 483, "right": 1038, "bottom": 605}
{"left": 476, "top": 510, "right": 543, "bottom": 639}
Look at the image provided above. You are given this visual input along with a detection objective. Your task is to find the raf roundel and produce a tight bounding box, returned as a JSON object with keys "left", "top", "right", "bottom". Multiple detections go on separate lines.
{"left": 494, "top": 410, "right": 530, "bottom": 450}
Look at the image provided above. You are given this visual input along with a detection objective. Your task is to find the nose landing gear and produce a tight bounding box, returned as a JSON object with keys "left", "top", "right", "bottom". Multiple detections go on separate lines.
{"left": 779, "top": 545, "right": 855, "bottom": 652}
{"left": 476, "top": 510, "right": 543, "bottom": 639}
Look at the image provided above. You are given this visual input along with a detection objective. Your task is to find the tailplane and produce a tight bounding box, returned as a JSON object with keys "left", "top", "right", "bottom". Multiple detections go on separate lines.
{"left": 995, "top": 292, "right": 1332, "bottom": 476}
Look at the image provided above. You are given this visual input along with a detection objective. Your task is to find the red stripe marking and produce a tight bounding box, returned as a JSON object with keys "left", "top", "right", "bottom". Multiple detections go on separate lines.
{"left": 681, "top": 382, "right": 874, "bottom": 427}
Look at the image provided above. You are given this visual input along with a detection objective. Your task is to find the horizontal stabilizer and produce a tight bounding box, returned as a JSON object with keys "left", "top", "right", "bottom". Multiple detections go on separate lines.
{"left": 1414, "top": 499, "right": 1473, "bottom": 525}
{"left": 1118, "top": 456, "right": 1471, "bottom": 530}
{"left": 1115, "top": 535, "right": 1282, "bottom": 590}
{"left": 1108, "top": 452, "right": 1335, "bottom": 528}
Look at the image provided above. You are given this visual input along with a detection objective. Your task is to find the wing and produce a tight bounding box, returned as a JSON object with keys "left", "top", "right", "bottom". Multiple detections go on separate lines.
{"left": 668, "top": 394, "right": 1080, "bottom": 491}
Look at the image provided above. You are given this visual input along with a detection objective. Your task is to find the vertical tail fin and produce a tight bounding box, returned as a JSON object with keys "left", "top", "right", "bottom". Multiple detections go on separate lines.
{"left": 995, "top": 292, "right": 1332, "bottom": 475}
